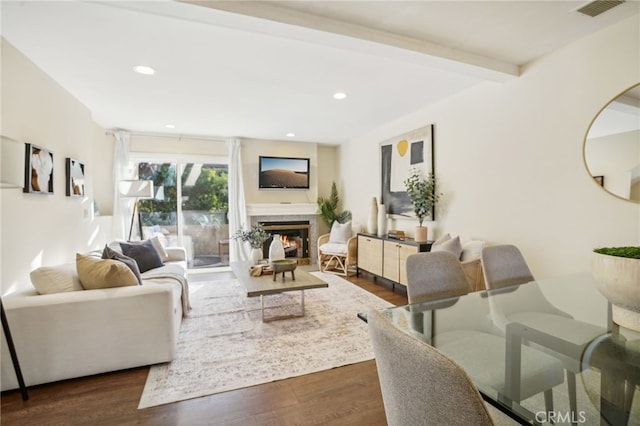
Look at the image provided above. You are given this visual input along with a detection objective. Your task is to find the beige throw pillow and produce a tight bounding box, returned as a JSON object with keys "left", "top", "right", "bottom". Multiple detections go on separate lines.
{"left": 30, "top": 262, "right": 84, "bottom": 294}
{"left": 76, "top": 253, "right": 139, "bottom": 290}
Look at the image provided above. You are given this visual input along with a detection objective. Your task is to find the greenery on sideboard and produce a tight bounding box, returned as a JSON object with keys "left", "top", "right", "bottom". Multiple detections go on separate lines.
{"left": 593, "top": 246, "right": 640, "bottom": 259}
{"left": 403, "top": 169, "right": 441, "bottom": 226}
{"left": 317, "top": 182, "right": 352, "bottom": 228}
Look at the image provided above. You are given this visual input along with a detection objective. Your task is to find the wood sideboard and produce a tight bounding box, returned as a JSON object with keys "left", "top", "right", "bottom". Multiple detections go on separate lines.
{"left": 356, "top": 233, "right": 432, "bottom": 290}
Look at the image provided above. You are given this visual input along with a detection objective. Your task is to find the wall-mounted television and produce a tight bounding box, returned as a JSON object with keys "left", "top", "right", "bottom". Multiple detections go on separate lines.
{"left": 259, "top": 156, "right": 310, "bottom": 189}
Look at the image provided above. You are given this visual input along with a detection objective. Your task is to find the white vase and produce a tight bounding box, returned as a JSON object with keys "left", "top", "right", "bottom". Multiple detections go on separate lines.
{"left": 251, "top": 247, "right": 262, "bottom": 264}
{"left": 269, "top": 234, "right": 285, "bottom": 262}
{"left": 377, "top": 203, "right": 387, "bottom": 237}
{"left": 367, "top": 197, "right": 378, "bottom": 234}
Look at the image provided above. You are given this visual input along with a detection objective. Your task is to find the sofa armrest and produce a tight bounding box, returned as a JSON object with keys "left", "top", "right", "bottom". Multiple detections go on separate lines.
{"left": 1, "top": 285, "right": 180, "bottom": 390}
{"left": 164, "top": 246, "right": 186, "bottom": 262}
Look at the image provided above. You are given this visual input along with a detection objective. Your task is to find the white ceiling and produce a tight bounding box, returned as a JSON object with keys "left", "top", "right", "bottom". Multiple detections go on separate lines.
{"left": 2, "top": 0, "right": 639, "bottom": 145}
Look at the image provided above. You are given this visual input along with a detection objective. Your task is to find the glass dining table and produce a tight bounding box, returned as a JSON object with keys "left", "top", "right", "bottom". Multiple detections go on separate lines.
{"left": 371, "top": 273, "right": 640, "bottom": 426}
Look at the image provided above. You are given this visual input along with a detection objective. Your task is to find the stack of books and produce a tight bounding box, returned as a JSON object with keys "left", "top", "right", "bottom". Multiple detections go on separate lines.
{"left": 387, "top": 230, "right": 405, "bottom": 240}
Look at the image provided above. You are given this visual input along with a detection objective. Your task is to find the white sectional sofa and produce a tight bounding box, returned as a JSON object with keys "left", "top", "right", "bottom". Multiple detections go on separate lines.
{"left": 1, "top": 244, "right": 189, "bottom": 391}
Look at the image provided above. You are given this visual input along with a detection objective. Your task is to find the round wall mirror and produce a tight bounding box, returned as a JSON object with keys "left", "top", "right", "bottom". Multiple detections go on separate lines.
{"left": 584, "top": 83, "right": 640, "bottom": 203}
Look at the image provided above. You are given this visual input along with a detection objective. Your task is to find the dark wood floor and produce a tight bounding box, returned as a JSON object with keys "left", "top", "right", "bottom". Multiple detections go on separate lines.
{"left": 1, "top": 269, "right": 407, "bottom": 426}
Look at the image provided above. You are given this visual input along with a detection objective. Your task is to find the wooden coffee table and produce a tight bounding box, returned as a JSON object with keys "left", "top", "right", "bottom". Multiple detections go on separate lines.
{"left": 231, "top": 261, "right": 328, "bottom": 322}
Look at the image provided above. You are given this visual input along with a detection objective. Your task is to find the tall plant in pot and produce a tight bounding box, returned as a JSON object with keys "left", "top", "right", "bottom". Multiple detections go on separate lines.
{"left": 404, "top": 169, "right": 441, "bottom": 242}
{"left": 317, "top": 182, "right": 352, "bottom": 229}
{"left": 592, "top": 246, "right": 640, "bottom": 331}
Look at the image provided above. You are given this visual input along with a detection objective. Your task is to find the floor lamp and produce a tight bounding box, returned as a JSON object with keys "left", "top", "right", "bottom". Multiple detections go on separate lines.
{"left": 119, "top": 180, "right": 154, "bottom": 241}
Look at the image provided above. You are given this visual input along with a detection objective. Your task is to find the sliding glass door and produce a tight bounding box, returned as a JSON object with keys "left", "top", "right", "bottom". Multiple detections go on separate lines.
{"left": 134, "top": 159, "right": 229, "bottom": 269}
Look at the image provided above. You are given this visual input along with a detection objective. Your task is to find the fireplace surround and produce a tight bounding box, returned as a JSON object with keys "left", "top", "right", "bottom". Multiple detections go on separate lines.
{"left": 248, "top": 203, "right": 318, "bottom": 265}
{"left": 260, "top": 221, "right": 310, "bottom": 263}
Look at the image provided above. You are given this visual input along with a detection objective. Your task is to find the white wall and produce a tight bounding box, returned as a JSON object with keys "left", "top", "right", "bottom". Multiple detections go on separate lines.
{"left": 1, "top": 39, "right": 110, "bottom": 295}
{"left": 340, "top": 15, "right": 640, "bottom": 279}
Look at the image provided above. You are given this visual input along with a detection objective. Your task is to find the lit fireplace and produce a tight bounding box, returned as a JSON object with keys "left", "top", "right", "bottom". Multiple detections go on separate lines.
{"left": 259, "top": 220, "right": 310, "bottom": 263}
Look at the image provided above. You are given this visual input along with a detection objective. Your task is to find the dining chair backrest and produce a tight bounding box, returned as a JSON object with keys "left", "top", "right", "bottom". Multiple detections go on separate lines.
{"left": 368, "top": 309, "right": 494, "bottom": 426}
{"left": 406, "top": 251, "right": 470, "bottom": 304}
{"left": 481, "top": 244, "right": 534, "bottom": 290}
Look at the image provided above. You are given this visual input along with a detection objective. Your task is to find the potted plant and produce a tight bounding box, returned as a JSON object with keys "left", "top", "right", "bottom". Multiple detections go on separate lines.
{"left": 404, "top": 169, "right": 441, "bottom": 242}
{"left": 316, "top": 181, "right": 352, "bottom": 229}
{"left": 233, "top": 224, "right": 270, "bottom": 264}
{"left": 592, "top": 246, "right": 640, "bottom": 331}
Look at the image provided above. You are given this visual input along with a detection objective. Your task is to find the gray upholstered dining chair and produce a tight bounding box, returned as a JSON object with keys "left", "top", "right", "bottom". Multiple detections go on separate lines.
{"left": 481, "top": 244, "right": 535, "bottom": 289}
{"left": 368, "top": 309, "right": 508, "bottom": 426}
{"left": 405, "top": 251, "right": 470, "bottom": 304}
{"left": 481, "top": 244, "right": 605, "bottom": 423}
{"left": 399, "top": 250, "right": 562, "bottom": 417}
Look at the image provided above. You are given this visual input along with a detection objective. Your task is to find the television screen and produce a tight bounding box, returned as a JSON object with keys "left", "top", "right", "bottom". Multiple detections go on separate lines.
{"left": 259, "top": 156, "right": 310, "bottom": 189}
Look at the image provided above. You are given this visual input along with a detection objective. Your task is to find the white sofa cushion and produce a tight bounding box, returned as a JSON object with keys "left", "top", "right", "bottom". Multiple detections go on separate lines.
{"left": 76, "top": 253, "right": 139, "bottom": 290}
{"left": 30, "top": 263, "right": 84, "bottom": 294}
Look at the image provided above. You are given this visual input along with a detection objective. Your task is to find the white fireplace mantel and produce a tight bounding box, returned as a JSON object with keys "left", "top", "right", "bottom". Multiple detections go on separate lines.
{"left": 246, "top": 203, "right": 317, "bottom": 217}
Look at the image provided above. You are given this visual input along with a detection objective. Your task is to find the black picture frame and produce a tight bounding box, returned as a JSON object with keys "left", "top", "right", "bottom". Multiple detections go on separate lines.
{"left": 23, "top": 143, "right": 54, "bottom": 194}
{"left": 65, "top": 158, "right": 85, "bottom": 197}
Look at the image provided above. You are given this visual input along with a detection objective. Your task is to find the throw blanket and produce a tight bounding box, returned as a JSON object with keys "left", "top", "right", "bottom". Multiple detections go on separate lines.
{"left": 143, "top": 269, "right": 191, "bottom": 317}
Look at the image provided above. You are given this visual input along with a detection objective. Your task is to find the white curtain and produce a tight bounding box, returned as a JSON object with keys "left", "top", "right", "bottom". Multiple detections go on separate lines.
{"left": 112, "top": 130, "right": 133, "bottom": 241}
{"left": 227, "top": 138, "right": 249, "bottom": 262}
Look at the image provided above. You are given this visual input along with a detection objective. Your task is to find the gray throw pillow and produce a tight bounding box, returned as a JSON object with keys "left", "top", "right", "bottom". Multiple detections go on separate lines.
{"left": 102, "top": 245, "right": 143, "bottom": 284}
{"left": 119, "top": 240, "right": 164, "bottom": 273}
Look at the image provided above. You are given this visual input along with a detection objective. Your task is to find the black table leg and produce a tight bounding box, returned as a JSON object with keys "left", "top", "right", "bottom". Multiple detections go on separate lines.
{"left": 1, "top": 298, "right": 28, "bottom": 400}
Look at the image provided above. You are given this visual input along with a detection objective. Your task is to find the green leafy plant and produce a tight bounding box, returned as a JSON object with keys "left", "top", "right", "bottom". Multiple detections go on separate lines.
{"left": 233, "top": 224, "right": 270, "bottom": 249}
{"left": 316, "top": 182, "right": 352, "bottom": 228}
{"left": 404, "top": 169, "right": 442, "bottom": 227}
{"left": 594, "top": 246, "right": 640, "bottom": 259}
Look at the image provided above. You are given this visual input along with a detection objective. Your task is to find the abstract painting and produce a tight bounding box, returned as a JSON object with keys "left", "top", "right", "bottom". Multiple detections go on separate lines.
{"left": 24, "top": 143, "right": 54, "bottom": 194}
{"left": 66, "top": 158, "right": 85, "bottom": 197}
{"left": 380, "top": 124, "right": 434, "bottom": 217}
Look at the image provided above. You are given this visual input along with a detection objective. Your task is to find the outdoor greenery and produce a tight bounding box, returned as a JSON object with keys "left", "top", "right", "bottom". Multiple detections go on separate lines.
{"left": 137, "top": 162, "right": 229, "bottom": 225}
{"left": 317, "top": 181, "right": 352, "bottom": 228}
{"left": 594, "top": 246, "right": 640, "bottom": 259}
{"left": 233, "top": 224, "right": 270, "bottom": 249}
{"left": 404, "top": 169, "right": 441, "bottom": 227}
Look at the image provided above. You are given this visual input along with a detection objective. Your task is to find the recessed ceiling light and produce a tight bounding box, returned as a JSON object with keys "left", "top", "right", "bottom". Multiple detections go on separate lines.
{"left": 333, "top": 92, "right": 347, "bottom": 100}
{"left": 286, "top": 133, "right": 296, "bottom": 137}
{"left": 165, "top": 124, "right": 176, "bottom": 129}
{"left": 133, "top": 65, "right": 155, "bottom": 75}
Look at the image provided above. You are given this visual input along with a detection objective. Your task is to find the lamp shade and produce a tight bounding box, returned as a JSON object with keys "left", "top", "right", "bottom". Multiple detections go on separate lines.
{"left": 1, "top": 137, "right": 26, "bottom": 189}
{"left": 119, "top": 180, "right": 154, "bottom": 198}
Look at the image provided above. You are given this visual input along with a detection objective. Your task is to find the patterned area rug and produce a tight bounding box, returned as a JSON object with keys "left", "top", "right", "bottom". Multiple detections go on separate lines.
{"left": 138, "top": 271, "right": 392, "bottom": 409}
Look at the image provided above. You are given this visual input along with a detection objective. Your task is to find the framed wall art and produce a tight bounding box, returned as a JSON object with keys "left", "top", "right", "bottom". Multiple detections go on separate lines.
{"left": 380, "top": 124, "right": 435, "bottom": 218}
{"left": 66, "top": 158, "right": 85, "bottom": 197}
{"left": 23, "top": 143, "right": 54, "bottom": 194}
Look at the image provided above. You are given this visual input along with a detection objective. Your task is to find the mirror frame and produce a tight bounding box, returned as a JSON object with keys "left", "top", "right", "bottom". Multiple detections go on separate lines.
{"left": 583, "top": 82, "right": 640, "bottom": 204}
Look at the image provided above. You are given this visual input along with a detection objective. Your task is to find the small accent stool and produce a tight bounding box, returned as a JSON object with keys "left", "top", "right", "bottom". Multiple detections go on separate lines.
{"left": 270, "top": 259, "right": 297, "bottom": 282}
